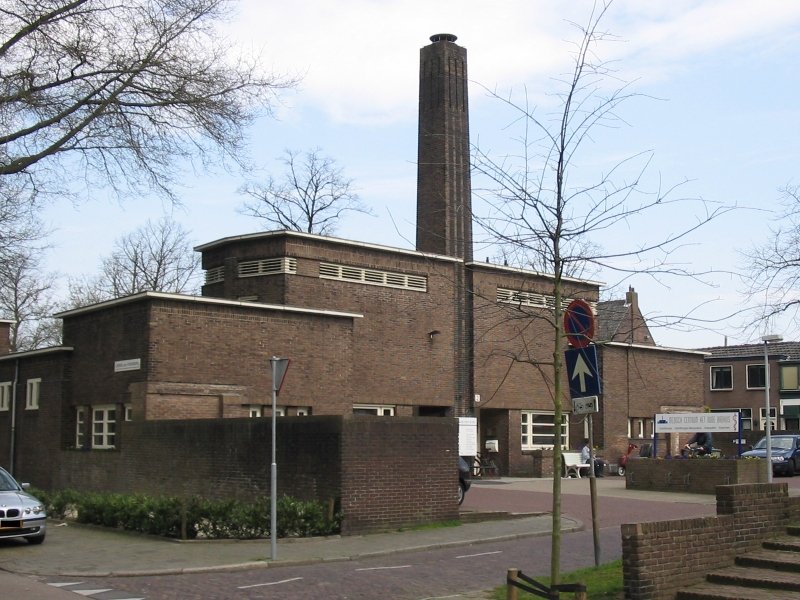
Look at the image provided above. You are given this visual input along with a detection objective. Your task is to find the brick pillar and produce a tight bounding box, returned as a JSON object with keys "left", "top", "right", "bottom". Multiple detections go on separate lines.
{"left": 0, "top": 321, "right": 13, "bottom": 354}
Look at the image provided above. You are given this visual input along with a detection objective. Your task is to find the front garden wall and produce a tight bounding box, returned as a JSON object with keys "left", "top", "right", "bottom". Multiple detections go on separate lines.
{"left": 626, "top": 458, "right": 766, "bottom": 494}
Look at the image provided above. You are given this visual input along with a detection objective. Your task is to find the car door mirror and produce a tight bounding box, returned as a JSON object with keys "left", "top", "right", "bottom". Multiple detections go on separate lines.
{"left": 20, "top": 482, "right": 30, "bottom": 490}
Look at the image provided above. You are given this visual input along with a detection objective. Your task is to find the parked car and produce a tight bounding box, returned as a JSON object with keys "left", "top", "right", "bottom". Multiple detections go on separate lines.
{"left": 741, "top": 435, "right": 800, "bottom": 477}
{"left": 0, "top": 467, "right": 46, "bottom": 544}
{"left": 458, "top": 456, "right": 472, "bottom": 505}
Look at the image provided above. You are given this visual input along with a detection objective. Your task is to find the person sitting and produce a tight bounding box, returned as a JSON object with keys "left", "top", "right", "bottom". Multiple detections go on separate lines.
{"left": 685, "top": 432, "right": 713, "bottom": 456}
{"left": 580, "top": 438, "right": 605, "bottom": 477}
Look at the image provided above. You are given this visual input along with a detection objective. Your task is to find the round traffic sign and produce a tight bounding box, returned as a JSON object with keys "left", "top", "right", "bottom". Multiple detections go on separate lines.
{"left": 564, "top": 299, "right": 595, "bottom": 348}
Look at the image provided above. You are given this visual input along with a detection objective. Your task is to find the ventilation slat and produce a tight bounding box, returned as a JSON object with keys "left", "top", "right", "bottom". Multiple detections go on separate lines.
{"left": 238, "top": 257, "right": 297, "bottom": 278}
{"left": 319, "top": 262, "right": 427, "bottom": 292}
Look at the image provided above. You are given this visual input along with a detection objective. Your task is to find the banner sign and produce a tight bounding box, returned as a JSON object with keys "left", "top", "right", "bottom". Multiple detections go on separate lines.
{"left": 654, "top": 412, "right": 739, "bottom": 433}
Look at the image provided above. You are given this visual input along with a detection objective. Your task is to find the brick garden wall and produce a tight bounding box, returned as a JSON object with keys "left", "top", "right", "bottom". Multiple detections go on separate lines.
{"left": 622, "top": 483, "right": 800, "bottom": 600}
{"left": 626, "top": 458, "right": 766, "bottom": 494}
{"left": 43, "top": 415, "right": 457, "bottom": 535}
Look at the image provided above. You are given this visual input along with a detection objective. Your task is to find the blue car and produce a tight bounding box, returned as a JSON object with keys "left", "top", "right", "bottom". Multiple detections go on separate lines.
{"left": 742, "top": 435, "right": 800, "bottom": 477}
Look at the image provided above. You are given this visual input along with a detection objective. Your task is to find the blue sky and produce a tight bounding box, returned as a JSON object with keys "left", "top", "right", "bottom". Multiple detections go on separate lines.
{"left": 42, "top": 0, "right": 800, "bottom": 348}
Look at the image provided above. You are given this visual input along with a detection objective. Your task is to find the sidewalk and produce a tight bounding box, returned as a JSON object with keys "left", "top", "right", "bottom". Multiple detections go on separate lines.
{"left": 0, "top": 513, "right": 581, "bottom": 578}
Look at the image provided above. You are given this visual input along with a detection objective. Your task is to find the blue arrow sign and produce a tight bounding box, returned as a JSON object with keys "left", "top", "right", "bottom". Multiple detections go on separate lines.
{"left": 565, "top": 345, "right": 601, "bottom": 399}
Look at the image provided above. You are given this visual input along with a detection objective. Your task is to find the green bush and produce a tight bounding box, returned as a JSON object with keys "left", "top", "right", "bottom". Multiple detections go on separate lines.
{"left": 32, "top": 489, "right": 341, "bottom": 540}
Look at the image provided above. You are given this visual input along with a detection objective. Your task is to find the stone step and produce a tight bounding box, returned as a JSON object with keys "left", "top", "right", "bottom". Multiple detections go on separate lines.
{"left": 765, "top": 536, "right": 800, "bottom": 553}
{"left": 737, "top": 550, "right": 800, "bottom": 572}
{"left": 676, "top": 582, "right": 800, "bottom": 600}
{"left": 786, "top": 526, "right": 800, "bottom": 537}
{"left": 707, "top": 566, "right": 800, "bottom": 592}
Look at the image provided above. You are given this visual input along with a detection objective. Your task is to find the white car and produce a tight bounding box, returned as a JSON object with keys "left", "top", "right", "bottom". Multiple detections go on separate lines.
{"left": 0, "top": 467, "right": 46, "bottom": 544}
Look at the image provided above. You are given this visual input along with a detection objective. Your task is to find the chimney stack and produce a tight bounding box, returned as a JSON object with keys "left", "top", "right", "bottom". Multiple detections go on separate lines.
{"left": 415, "top": 34, "right": 473, "bottom": 261}
{"left": 0, "top": 320, "right": 14, "bottom": 354}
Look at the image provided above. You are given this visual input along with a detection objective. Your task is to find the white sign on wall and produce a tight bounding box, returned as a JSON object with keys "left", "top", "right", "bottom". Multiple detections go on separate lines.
{"left": 114, "top": 358, "right": 141, "bottom": 372}
{"left": 654, "top": 412, "right": 739, "bottom": 433}
{"left": 459, "top": 417, "right": 478, "bottom": 457}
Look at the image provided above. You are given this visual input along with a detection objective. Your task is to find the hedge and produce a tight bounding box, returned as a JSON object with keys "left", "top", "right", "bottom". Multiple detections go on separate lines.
{"left": 29, "top": 488, "right": 341, "bottom": 540}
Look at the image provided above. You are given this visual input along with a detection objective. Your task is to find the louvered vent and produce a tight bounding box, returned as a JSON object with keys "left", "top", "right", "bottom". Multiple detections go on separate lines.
{"left": 497, "top": 288, "right": 596, "bottom": 312}
{"left": 319, "top": 263, "right": 427, "bottom": 292}
{"left": 204, "top": 266, "right": 225, "bottom": 285}
{"left": 238, "top": 257, "right": 297, "bottom": 278}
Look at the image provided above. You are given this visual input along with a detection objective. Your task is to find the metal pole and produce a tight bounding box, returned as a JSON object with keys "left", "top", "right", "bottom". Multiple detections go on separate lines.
{"left": 765, "top": 340, "right": 773, "bottom": 484}
{"left": 271, "top": 359, "right": 278, "bottom": 560}
{"left": 588, "top": 413, "right": 600, "bottom": 567}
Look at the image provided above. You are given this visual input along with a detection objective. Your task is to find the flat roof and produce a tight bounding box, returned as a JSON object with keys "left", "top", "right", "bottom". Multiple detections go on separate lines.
{"left": 0, "top": 346, "right": 73, "bottom": 362}
{"left": 54, "top": 291, "right": 364, "bottom": 320}
{"left": 466, "top": 261, "right": 605, "bottom": 287}
{"left": 602, "top": 341, "right": 710, "bottom": 356}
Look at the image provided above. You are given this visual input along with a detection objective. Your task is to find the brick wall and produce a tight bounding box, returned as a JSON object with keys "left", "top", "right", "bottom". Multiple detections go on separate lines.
{"left": 38, "top": 415, "right": 457, "bottom": 535}
{"left": 626, "top": 458, "right": 766, "bottom": 494}
{"left": 622, "top": 483, "right": 800, "bottom": 600}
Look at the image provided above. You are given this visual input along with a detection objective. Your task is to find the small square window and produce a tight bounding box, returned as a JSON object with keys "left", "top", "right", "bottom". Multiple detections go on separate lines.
{"left": 710, "top": 366, "right": 732, "bottom": 390}
{"left": 782, "top": 365, "right": 799, "bottom": 391}
{"left": 124, "top": 404, "right": 133, "bottom": 421}
{"left": 249, "top": 405, "right": 263, "bottom": 418}
{"left": 25, "top": 378, "right": 40, "bottom": 409}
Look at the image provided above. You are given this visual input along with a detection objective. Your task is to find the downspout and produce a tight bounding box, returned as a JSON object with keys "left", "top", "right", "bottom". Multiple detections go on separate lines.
{"left": 9, "top": 357, "right": 19, "bottom": 476}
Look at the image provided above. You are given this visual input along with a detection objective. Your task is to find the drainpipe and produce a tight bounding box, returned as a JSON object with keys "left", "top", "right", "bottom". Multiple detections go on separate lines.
{"left": 9, "top": 358, "right": 18, "bottom": 476}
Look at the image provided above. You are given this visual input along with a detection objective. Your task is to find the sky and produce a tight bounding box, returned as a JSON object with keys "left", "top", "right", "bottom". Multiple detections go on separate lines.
{"left": 41, "top": 0, "right": 800, "bottom": 349}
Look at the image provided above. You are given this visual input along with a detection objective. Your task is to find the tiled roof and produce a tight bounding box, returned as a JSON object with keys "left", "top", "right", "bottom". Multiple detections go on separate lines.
{"left": 596, "top": 300, "right": 628, "bottom": 342}
{"left": 697, "top": 341, "right": 800, "bottom": 361}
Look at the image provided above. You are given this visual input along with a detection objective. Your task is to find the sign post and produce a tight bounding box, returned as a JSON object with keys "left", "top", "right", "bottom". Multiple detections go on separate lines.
{"left": 269, "top": 357, "right": 291, "bottom": 560}
{"left": 564, "top": 299, "right": 600, "bottom": 566}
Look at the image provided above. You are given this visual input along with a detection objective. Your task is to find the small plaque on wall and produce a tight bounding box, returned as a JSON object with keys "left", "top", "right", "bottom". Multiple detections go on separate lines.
{"left": 114, "top": 358, "right": 141, "bottom": 372}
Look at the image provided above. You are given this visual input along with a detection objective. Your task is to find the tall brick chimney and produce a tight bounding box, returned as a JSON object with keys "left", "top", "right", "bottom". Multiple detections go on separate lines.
{"left": 0, "top": 320, "right": 14, "bottom": 354}
{"left": 416, "top": 34, "right": 473, "bottom": 261}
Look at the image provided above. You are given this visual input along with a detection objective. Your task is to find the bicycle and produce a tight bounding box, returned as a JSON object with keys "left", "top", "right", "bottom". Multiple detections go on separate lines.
{"left": 471, "top": 452, "right": 503, "bottom": 477}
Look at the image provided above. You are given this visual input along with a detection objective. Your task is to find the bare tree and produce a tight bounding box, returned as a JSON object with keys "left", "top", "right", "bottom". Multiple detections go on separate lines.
{"left": 68, "top": 216, "right": 201, "bottom": 306}
{"left": 739, "top": 184, "right": 800, "bottom": 335}
{"left": 238, "top": 148, "right": 372, "bottom": 234}
{"left": 0, "top": 248, "right": 61, "bottom": 351}
{"left": 471, "top": 1, "right": 729, "bottom": 583}
{"left": 0, "top": 0, "right": 299, "bottom": 200}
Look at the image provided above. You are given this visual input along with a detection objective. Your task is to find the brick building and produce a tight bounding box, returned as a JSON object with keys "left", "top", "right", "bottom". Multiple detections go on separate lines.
{"left": 0, "top": 33, "right": 705, "bottom": 497}
{"left": 701, "top": 341, "right": 800, "bottom": 432}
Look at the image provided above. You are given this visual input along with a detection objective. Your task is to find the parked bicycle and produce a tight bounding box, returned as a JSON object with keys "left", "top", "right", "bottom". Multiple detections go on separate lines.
{"left": 471, "top": 452, "right": 502, "bottom": 477}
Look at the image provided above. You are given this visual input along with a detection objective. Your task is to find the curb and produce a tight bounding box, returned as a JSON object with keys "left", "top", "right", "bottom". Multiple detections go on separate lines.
{"left": 40, "top": 518, "right": 584, "bottom": 578}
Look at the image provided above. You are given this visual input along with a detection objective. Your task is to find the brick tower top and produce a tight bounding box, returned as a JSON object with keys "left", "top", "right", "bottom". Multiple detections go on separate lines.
{"left": 415, "top": 34, "right": 473, "bottom": 261}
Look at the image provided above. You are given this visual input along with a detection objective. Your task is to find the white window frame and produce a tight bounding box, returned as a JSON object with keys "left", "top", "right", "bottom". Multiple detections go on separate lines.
{"left": 760, "top": 407, "right": 777, "bottom": 431}
{"left": 124, "top": 403, "right": 132, "bottom": 422}
{"left": 25, "top": 378, "right": 40, "bottom": 410}
{"left": 627, "top": 417, "right": 654, "bottom": 439}
{"left": 353, "top": 404, "right": 395, "bottom": 416}
{"left": 780, "top": 399, "right": 800, "bottom": 430}
{"left": 521, "top": 410, "right": 569, "bottom": 450}
{"left": 781, "top": 365, "right": 800, "bottom": 391}
{"left": 710, "top": 366, "right": 733, "bottom": 391}
{"left": 76, "top": 408, "right": 86, "bottom": 447}
{"left": 297, "top": 407, "right": 311, "bottom": 416}
{"left": 746, "top": 363, "right": 766, "bottom": 390}
{"left": 92, "top": 405, "right": 116, "bottom": 449}
{"left": 249, "top": 405, "right": 263, "bottom": 418}
{"left": 0, "top": 381, "right": 10, "bottom": 411}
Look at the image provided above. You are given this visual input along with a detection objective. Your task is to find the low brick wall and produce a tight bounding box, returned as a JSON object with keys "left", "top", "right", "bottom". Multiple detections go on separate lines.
{"left": 47, "top": 416, "right": 458, "bottom": 535}
{"left": 626, "top": 458, "right": 766, "bottom": 494}
{"left": 622, "top": 483, "right": 800, "bottom": 600}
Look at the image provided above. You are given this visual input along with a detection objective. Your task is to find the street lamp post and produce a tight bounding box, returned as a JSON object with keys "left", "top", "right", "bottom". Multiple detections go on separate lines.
{"left": 762, "top": 334, "right": 783, "bottom": 484}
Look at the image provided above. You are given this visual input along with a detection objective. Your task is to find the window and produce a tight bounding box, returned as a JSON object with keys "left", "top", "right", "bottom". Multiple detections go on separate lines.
{"left": 25, "top": 378, "right": 40, "bottom": 409}
{"left": 320, "top": 263, "right": 427, "bottom": 292}
{"left": 124, "top": 404, "right": 132, "bottom": 421}
{"left": 0, "top": 381, "right": 10, "bottom": 411}
{"left": 628, "top": 418, "right": 654, "bottom": 439}
{"left": 249, "top": 405, "right": 262, "bottom": 418}
{"left": 521, "top": 411, "right": 569, "bottom": 450}
{"left": 353, "top": 404, "right": 395, "bottom": 416}
{"left": 746, "top": 364, "right": 766, "bottom": 389}
{"left": 710, "top": 366, "right": 732, "bottom": 390}
{"left": 93, "top": 405, "right": 116, "bottom": 449}
{"left": 782, "top": 365, "right": 800, "bottom": 391}
{"left": 76, "top": 408, "right": 86, "bottom": 447}
{"left": 711, "top": 408, "right": 752, "bottom": 430}
{"left": 296, "top": 407, "right": 311, "bottom": 416}
{"left": 760, "top": 407, "right": 777, "bottom": 431}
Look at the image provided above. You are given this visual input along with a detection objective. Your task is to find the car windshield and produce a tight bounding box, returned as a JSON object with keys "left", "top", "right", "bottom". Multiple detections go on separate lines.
{"left": 0, "top": 469, "right": 20, "bottom": 492}
{"left": 754, "top": 437, "right": 796, "bottom": 450}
